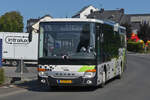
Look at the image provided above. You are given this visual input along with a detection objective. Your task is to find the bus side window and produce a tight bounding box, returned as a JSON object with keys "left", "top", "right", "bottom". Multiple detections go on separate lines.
{"left": 102, "top": 24, "right": 115, "bottom": 61}
{"left": 96, "top": 23, "right": 102, "bottom": 63}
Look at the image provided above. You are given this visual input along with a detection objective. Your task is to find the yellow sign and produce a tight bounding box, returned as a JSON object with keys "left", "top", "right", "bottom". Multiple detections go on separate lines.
{"left": 58, "top": 80, "right": 72, "bottom": 84}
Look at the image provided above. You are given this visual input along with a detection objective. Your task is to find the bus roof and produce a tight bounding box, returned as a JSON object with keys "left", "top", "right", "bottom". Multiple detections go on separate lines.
{"left": 40, "top": 18, "right": 124, "bottom": 28}
{"left": 40, "top": 18, "right": 104, "bottom": 24}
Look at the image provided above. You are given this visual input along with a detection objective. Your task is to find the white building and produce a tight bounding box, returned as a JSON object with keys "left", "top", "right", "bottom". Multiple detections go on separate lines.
{"left": 72, "top": 5, "right": 99, "bottom": 19}
{"left": 27, "top": 15, "right": 53, "bottom": 34}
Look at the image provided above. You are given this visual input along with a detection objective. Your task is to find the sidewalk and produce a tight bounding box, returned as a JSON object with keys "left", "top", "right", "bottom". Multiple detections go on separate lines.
{"left": 3, "top": 66, "right": 38, "bottom": 84}
{"left": 0, "top": 85, "right": 27, "bottom": 98}
{"left": 0, "top": 79, "right": 40, "bottom": 98}
{"left": 127, "top": 51, "right": 150, "bottom": 55}
{"left": 0, "top": 66, "right": 37, "bottom": 98}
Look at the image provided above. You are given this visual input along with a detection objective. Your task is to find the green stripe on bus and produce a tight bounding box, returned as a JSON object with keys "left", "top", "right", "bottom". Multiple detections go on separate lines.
{"left": 78, "top": 65, "right": 95, "bottom": 72}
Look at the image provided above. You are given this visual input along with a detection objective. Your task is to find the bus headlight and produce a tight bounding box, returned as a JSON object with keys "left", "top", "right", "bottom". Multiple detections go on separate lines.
{"left": 83, "top": 72, "right": 96, "bottom": 78}
{"left": 38, "top": 71, "right": 45, "bottom": 76}
{"left": 83, "top": 69, "right": 96, "bottom": 78}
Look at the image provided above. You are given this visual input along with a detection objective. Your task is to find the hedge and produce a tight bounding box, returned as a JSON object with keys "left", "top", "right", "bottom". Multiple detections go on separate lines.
{"left": 127, "top": 42, "right": 144, "bottom": 52}
{"left": 0, "top": 68, "right": 4, "bottom": 85}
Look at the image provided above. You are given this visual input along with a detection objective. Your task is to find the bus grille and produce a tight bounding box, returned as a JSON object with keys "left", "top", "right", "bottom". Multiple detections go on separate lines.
{"left": 52, "top": 72, "right": 79, "bottom": 78}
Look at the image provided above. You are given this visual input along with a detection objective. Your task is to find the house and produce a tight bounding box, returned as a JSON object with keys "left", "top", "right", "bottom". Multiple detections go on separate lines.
{"left": 26, "top": 19, "right": 39, "bottom": 33}
{"left": 87, "top": 7, "right": 150, "bottom": 32}
{"left": 72, "top": 5, "right": 99, "bottom": 18}
{"left": 26, "top": 14, "right": 53, "bottom": 33}
{"left": 127, "top": 14, "right": 150, "bottom": 31}
{"left": 87, "top": 8, "right": 126, "bottom": 24}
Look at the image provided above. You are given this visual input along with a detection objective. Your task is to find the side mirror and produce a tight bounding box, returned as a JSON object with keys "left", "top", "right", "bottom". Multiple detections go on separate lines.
{"left": 28, "top": 33, "right": 32, "bottom": 42}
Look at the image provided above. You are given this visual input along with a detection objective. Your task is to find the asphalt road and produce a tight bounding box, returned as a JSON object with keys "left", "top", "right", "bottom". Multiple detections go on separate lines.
{"left": 1, "top": 54, "right": 150, "bottom": 100}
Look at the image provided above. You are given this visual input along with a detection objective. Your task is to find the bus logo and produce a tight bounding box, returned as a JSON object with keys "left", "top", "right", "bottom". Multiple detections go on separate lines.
{"left": 5, "top": 36, "right": 29, "bottom": 44}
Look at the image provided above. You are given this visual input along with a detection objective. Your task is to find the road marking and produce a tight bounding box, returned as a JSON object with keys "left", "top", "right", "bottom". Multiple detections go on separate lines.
{"left": 0, "top": 89, "right": 27, "bottom": 98}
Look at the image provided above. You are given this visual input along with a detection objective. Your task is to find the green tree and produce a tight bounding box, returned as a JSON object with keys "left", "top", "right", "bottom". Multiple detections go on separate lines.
{"left": 138, "top": 22, "right": 150, "bottom": 43}
{"left": 121, "top": 23, "right": 132, "bottom": 38}
{"left": 0, "top": 11, "right": 24, "bottom": 32}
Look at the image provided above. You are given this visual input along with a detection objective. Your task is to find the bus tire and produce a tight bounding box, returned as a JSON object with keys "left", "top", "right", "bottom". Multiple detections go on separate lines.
{"left": 11, "top": 60, "right": 18, "bottom": 66}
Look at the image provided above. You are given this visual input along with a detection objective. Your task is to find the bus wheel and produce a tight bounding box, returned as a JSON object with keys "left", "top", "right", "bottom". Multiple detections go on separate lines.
{"left": 100, "top": 71, "right": 106, "bottom": 88}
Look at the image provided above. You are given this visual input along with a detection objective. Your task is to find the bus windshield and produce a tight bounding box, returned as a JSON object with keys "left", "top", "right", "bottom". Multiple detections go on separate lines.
{"left": 39, "top": 22, "right": 96, "bottom": 59}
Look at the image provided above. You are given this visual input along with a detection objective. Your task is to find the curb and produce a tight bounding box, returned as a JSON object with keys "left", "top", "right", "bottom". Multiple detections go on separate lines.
{"left": 0, "top": 88, "right": 27, "bottom": 98}
{"left": 0, "top": 78, "right": 37, "bottom": 88}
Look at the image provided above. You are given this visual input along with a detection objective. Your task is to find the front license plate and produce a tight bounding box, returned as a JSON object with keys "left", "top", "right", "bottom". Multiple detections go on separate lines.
{"left": 57, "top": 80, "right": 72, "bottom": 84}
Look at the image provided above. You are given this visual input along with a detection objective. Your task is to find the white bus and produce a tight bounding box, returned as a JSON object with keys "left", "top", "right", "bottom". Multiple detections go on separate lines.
{"left": 37, "top": 18, "right": 127, "bottom": 87}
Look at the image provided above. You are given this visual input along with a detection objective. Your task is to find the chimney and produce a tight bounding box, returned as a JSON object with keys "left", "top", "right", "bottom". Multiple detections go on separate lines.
{"left": 100, "top": 8, "right": 104, "bottom": 13}
{"left": 90, "top": 9, "right": 93, "bottom": 14}
{"left": 120, "top": 8, "right": 124, "bottom": 13}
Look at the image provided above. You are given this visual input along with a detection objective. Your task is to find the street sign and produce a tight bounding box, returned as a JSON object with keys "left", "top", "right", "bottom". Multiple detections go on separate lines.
{"left": 15, "top": 60, "right": 28, "bottom": 73}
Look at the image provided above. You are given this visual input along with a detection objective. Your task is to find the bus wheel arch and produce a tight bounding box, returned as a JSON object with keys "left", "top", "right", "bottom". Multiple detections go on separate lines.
{"left": 104, "top": 65, "right": 107, "bottom": 75}
{"left": 100, "top": 65, "right": 107, "bottom": 88}
{"left": 117, "top": 61, "right": 123, "bottom": 79}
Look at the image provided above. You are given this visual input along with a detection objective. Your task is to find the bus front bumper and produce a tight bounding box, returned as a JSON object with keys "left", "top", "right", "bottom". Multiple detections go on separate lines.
{"left": 38, "top": 76, "right": 97, "bottom": 86}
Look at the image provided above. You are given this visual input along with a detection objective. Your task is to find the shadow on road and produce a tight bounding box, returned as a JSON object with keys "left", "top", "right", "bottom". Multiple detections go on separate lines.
{"left": 14, "top": 76, "right": 122, "bottom": 93}
{"left": 127, "top": 51, "right": 137, "bottom": 54}
{"left": 14, "top": 80, "right": 98, "bottom": 92}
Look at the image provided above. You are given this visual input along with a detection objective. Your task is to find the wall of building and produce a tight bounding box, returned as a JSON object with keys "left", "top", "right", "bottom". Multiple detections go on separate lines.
{"left": 129, "top": 15, "right": 150, "bottom": 31}
{"left": 130, "top": 16, "right": 150, "bottom": 23}
{"left": 80, "top": 6, "right": 99, "bottom": 18}
{"left": 32, "top": 16, "right": 52, "bottom": 33}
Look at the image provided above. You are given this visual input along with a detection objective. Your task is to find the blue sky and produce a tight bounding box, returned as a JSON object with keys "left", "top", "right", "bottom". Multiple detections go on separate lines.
{"left": 0, "top": 0, "right": 150, "bottom": 31}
